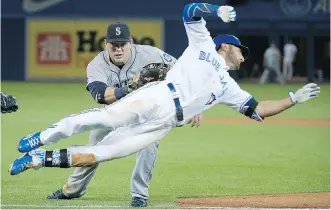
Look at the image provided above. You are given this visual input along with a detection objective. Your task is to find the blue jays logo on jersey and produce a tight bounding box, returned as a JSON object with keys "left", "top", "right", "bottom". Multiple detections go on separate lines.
{"left": 205, "top": 93, "right": 216, "bottom": 105}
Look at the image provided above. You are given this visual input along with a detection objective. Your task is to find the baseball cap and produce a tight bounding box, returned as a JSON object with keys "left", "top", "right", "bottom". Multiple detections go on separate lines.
{"left": 213, "top": 34, "right": 250, "bottom": 60}
{"left": 106, "top": 22, "right": 131, "bottom": 43}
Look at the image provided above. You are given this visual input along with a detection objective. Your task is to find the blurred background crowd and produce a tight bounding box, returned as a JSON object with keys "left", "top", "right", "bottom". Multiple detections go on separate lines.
{"left": 2, "top": 0, "right": 330, "bottom": 83}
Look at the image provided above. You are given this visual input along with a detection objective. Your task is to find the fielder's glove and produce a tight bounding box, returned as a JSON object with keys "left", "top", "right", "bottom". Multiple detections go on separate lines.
{"left": 218, "top": 6, "right": 236, "bottom": 23}
{"left": 1, "top": 92, "right": 19, "bottom": 114}
{"left": 288, "top": 83, "right": 320, "bottom": 104}
{"left": 127, "top": 63, "right": 170, "bottom": 92}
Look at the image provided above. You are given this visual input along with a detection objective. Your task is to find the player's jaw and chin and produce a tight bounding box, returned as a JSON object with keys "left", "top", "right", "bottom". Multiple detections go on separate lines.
{"left": 217, "top": 44, "right": 244, "bottom": 71}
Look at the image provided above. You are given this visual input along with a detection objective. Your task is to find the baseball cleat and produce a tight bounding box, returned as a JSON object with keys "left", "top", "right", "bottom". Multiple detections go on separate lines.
{"left": 9, "top": 149, "right": 44, "bottom": 175}
{"left": 130, "top": 197, "right": 148, "bottom": 207}
{"left": 9, "top": 153, "right": 33, "bottom": 175}
{"left": 17, "top": 132, "right": 43, "bottom": 153}
{"left": 46, "top": 189, "right": 72, "bottom": 200}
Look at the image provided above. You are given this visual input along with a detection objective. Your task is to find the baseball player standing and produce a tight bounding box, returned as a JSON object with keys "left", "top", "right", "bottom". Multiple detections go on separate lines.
{"left": 282, "top": 40, "right": 298, "bottom": 80}
{"left": 46, "top": 22, "right": 177, "bottom": 207}
{"left": 11, "top": 3, "right": 320, "bottom": 202}
{"left": 260, "top": 42, "right": 285, "bottom": 84}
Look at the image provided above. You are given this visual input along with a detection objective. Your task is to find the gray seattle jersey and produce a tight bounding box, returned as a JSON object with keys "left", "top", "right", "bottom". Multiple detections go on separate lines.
{"left": 87, "top": 44, "right": 177, "bottom": 89}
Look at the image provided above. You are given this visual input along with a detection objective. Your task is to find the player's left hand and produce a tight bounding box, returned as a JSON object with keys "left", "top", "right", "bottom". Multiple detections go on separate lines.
{"left": 218, "top": 6, "right": 236, "bottom": 23}
{"left": 187, "top": 113, "right": 203, "bottom": 128}
{"left": 289, "top": 83, "right": 320, "bottom": 104}
{"left": 127, "top": 63, "right": 169, "bottom": 92}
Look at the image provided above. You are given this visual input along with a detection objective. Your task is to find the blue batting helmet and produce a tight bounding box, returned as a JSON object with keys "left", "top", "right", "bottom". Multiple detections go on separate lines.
{"left": 213, "top": 34, "right": 250, "bottom": 60}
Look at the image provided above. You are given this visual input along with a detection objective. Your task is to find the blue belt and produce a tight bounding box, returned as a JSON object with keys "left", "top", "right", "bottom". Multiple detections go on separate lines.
{"left": 167, "top": 83, "right": 184, "bottom": 127}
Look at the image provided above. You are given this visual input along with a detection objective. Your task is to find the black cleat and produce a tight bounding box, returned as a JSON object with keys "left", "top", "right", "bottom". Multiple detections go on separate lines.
{"left": 46, "top": 189, "right": 71, "bottom": 200}
{"left": 130, "top": 197, "right": 148, "bottom": 207}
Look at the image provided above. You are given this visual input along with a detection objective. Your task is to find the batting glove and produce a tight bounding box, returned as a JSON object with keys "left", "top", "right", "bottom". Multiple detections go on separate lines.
{"left": 288, "top": 83, "right": 320, "bottom": 104}
{"left": 218, "top": 6, "right": 236, "bottom": 23}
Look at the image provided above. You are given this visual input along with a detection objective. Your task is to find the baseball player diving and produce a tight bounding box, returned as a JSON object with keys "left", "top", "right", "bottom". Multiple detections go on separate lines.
{"left": 46, "top": 22, "right": 182, "bottom": 207}
{"left": 10, "top": 3, "right": 320, "bottom": 197}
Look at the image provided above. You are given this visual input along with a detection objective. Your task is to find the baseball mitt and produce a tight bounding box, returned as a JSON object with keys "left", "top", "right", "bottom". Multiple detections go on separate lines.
{"left": 127, "top": 63, "right": 170, "bottom": 92}
{"left": 1, "top": 92, "right": 19, "bottom": 114}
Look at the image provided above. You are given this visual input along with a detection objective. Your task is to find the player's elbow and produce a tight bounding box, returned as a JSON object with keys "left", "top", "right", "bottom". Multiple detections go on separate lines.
{"left": 86, "top": 81, "right": 108, "bottom": 104}
{"left": 184, "top": 3, "right": 194, "bottom": 12}
{"left": 255, "top": 105, "right": 265, "bottom": 119}
{"left": 255, "top": 103, "right": 268, "bottom": 120}
{"left": 183, "top": 3, "right": 195, "bottom": 22}
{"left": 240, "top": 97, "right": 264, "bottom": 122}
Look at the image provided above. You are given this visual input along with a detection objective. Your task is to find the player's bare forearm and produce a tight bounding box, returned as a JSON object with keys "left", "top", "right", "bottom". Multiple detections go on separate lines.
{"left": 104, "top": 87, "right": 118, "bottom": 104}
{"left": 256, "top": 97, "right": 294, "bottom": 118}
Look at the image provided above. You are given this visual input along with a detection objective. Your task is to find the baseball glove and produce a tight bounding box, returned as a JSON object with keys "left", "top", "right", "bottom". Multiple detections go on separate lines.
{"left": 127, "top": 63, "right": 170, "bottom": 92}
{"left": 1, "top": 92, "right": 19, "bottom": 114}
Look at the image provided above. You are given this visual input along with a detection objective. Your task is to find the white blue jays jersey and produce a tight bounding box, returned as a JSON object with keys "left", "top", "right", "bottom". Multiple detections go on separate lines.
{"left": 165, "top": 17, "right": 254, "bottom": 120}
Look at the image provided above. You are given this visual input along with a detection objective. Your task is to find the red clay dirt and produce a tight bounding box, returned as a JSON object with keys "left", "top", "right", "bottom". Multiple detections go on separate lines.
{"left": 177, "top": 192, "right": 330, "bottom": 209}
{"left": 203, "top": 118, "right": 330, "bottom": 127}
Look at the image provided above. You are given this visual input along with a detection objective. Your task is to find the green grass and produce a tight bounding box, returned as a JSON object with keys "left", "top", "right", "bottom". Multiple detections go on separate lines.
{"left": 1, "top": 82, "right": 330, "bottom": 208}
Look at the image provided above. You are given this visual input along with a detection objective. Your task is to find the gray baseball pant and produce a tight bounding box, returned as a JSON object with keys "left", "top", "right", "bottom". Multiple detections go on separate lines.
{"left": 259, "top": 67, "right": 285, "bottom": 84}
{"left": 61, "top": 128, "right": 159, "bottom": 199}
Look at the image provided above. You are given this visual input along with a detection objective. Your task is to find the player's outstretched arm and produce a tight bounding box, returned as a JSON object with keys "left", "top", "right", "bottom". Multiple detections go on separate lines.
{"left": 256, "top": 83, "right": 320, "bottom": 118}
{"left": 183, "top": 3, "right": 236, "bottom": 22}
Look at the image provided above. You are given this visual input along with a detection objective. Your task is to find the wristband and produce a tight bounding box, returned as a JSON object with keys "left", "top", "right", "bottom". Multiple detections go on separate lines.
{"left": 114, "top": 87, "right": 129, "bottom": 100}
{"left": 288, "top": 91, "right": 297, "bottom": 104}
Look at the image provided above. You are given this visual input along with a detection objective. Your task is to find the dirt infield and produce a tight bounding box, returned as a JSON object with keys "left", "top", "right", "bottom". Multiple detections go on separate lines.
{"left": 203, "top": 118, "right": 330, "bottom": 127}
{"left": 177, "top": 192, "right": 330, "bottom": 209}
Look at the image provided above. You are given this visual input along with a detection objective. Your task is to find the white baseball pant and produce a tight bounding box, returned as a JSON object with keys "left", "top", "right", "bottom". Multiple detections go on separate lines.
{"left": 39, "top": 82, "right": 177, "bottom": 166}
{"left": 282, "top": 59, "right": 294, "bottom": 80}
